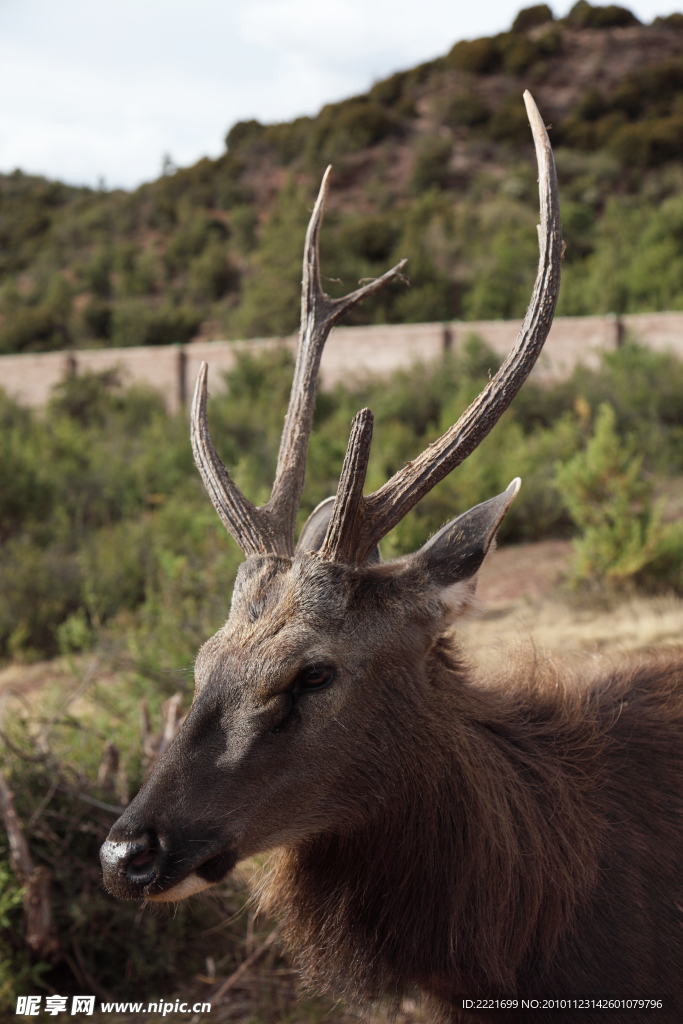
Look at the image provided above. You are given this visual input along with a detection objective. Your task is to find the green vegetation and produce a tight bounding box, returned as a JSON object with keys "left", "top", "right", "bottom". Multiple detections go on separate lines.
{"left": 5, "top": 3, "right": 683, "bottom": 1006}
{"left": 556, "top": 403, "right": 683, "bottom": 591}
{"left": 3, "top": 336, "right": 683, "bottom": 668}
{"left": 3, "top": 338, "right": 683, "bottom": 1008}
{"left": 3, "top": 4, "right": 683, "bottom": 352}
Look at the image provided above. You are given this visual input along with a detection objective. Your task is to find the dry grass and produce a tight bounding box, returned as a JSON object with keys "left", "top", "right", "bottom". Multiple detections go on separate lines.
{"left": 463, "top": 539, "right": 683, "bottom": 672}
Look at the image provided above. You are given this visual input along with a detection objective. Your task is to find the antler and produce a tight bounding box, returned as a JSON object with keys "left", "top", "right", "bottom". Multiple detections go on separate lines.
{"left": 191, "top": 166, "right": 407, "bottom": 557}
{"left": 320, "top": 91, "right": 562, "bottom": 565}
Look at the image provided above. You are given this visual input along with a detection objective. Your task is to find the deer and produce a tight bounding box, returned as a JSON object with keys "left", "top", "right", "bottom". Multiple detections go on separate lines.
{"left": 100, "top": 92, "right": 683, "bottom": 1023}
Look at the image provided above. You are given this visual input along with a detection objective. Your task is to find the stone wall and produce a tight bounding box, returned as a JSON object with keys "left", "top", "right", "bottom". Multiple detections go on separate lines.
{"left": 2, "top": 311, "right": 682, "bottom": 410}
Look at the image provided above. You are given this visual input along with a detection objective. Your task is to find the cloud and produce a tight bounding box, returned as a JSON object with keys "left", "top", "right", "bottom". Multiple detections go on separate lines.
{"left": 1, "top": 0, "right": 680, "bottom": 188}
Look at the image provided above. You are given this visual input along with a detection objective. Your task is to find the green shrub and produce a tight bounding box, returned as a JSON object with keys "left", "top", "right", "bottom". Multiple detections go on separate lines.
{"left": 654, "top": 13, "right": 683, "bottom": 30}
{"left": 512, "top": 4, "right": 554, "bottom": 31}
{"left": 410, "top": 138, "right": 453, "bottom": 193}
{"left": 229, "top": 179, "right": 312, "bottom": 339}
{"left": 81, "top": 297, "right": 112, "bottom": 340}
{"left": 164, "top": 216, "right": 229, "bottom": 276}
{"left": 49, "top": 368, "right": 125, "bottom": 426}
{"left": 487, "top": 96, "right": 533, "bottom": 145}
{"left": 0, "top": 304, "right": 69, "bottom": 354}
{"left": 0, "top": 538, "right": 81, "bottom": 660}
{"left": 263, "top": 117, "right": 313, "bottom": 164}
{"left": 336, "top": 214, "right": 401, "bottom": 263}
{"left": 609, "top": 116, "right": 683, "bottom": 167}
{"left": 497, "top": 33, "right": 542, "bottom": 75}
{"left": 447, "top": 36, "right": 501, "bottom": 74}
{"left": 225, "top": 118, "right": 266, "bottom": 150}
{"left": 187, "top": 243, "right": 239, "bottom": 301}
{"left": 368, "top": 71, "right": 409, "bottom": 107}
{"left": 230, "top": 203, "right": 258, "bottom": 252}
{"left": 445, "top": 93, "right": 490, "bottom": 129}
{"left": 555, "top": 403, "right": 683, "bottom": 591}
{"left": 308, "top": 99, "right": 401, "bottom": 160}
{"left": 110, "top": 301, "right": 201, "bottom": 347}
{"left": 565, "top": 1, "right": 640, "bottom": 29}
{"left": 82, "top": 247, "right": 112, "bottom": 298}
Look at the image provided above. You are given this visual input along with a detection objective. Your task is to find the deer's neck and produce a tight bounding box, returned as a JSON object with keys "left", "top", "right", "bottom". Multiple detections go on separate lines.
{"left": 258, "top": 641, "right": 604, "bottom": 1008}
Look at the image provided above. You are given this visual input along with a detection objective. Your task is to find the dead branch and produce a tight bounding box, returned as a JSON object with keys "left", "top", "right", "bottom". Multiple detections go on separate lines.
{"left": 0, "top": 769, "right": 58, "bottom": 959}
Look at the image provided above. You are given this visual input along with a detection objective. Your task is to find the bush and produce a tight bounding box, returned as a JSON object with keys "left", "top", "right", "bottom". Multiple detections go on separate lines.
{"left": 308, "top": 99, "right": 401, "bottom": 160}
{"left": 336, "top": 215, "right": 401, "bottom": 263}
{"left": 609, "top": 116, "right": 683, "bottom": 167}
{"left": 447, "top": 37, "right": 501, "bottom": 74}
{"left": 225, "top": 119, "right": 266, "bottom": 151}
{"left": 445, "top": 93, "right": 490, "bottom": 129}
{"left": 263, "top": 117, "right": 313, "bottom": 164}
{"left": 512, "top": 4, "right": 554, "bottom": 32}
{"left": 497, "top": 33, "right": 543, "bottom": 75}
{"left": 164, "top": 216, "right": 229, "bottom": 276}
{"left": 565, "top": 1, "right": 640, "bottom": 29}
{"left": 110, "top": 301, "right": 201, "bottom": 347}
{"left": 0, "top": 683, "right": 259, "bottom": 1011}
{"left": 654, "top": 13, "right": 683, "bottom": 30}
{"left": 82, "top": 247, "right": 112, "bottom": 298}
{"left": 410, "top": 138, "right": 453, "bottom": 193}
{"left": 555, "top": 403, "right": 683, "bottom": 591}
{"left": 0, "top": 305, "right": 70, "bottom": 354}
{"left": 368, "top": 71, "right": 409, "bottom": 107}
{"left": 487, "top": 97, "right": 533, "bottom": 145}
{"left": 187, "top": 243, "right": 239, "bottom": 301}
{"left": 81, "top": 298, "right": 112, "bottom": 340}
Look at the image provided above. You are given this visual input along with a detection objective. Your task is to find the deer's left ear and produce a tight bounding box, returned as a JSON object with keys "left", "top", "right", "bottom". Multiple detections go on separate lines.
{"left": 411, "top": 478, "right": 520, "bottom": 618}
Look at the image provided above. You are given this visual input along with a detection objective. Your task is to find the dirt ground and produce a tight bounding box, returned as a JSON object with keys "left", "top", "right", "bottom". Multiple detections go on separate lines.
{"left": 462, "top": 538, "right": 683, "bottom": 668}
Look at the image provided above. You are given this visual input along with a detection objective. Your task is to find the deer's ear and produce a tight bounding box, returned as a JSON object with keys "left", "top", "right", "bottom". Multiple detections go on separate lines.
{"left": 297, "top": 497, "right": 381, "bottom": 564}
{"left": 411, "top": 478, "right": 520, "bottom": 615}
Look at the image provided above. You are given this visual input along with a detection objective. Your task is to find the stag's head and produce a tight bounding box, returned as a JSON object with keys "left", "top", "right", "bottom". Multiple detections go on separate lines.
{"left": 100, "top": 92, "right": 561, "bottom": 903}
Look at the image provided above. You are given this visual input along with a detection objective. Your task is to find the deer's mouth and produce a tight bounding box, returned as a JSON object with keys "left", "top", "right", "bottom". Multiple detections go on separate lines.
{"left": 145, "top": 847, "right": 239, "bottom": 902}
{"left": 100, "top": 837, "right": 238, "bottom": 902}
{"left": 195, "top": 847, "right": 239, "bottom": 883}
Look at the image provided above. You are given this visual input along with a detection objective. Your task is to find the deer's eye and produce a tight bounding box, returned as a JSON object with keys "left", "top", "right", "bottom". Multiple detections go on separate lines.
{"left": 295, "top": 665, "right": 335, "bottom": 692}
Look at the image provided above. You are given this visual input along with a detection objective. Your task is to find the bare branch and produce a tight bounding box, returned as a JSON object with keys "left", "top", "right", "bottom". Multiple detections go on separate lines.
{"left": 0, "top": 770, "right": 59, "bottom": 959}
{"left": 190, "top": 921, "right": 284, "bottom": 1022}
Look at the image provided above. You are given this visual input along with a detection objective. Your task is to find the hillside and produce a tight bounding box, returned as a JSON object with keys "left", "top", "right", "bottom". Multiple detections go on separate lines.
{"left": 4, "top": 1, "right": 683, "bottom": 354}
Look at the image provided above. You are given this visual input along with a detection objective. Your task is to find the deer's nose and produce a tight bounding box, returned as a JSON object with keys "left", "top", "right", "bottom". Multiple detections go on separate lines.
{"left": 100, "top": 835, "right": 161, "bottom": 898}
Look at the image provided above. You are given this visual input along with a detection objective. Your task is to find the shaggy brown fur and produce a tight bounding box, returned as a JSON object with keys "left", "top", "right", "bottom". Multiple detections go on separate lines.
{"left": 257, "top": 644, "right": 683, "bottom": 1024}
{"left": 102, "top": 543, "right": 683, "bottom": 1024}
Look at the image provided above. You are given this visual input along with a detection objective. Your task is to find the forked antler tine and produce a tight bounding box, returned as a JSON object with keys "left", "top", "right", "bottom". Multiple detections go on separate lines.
{"left": 191, "top": 363, "right": 278, "bottom": 556}
{"left": 191, "top": 168, "right": 407, "bottom": 558}
{"left": 322, "top": 90, "right": 562, "bottom": 565}
{"left": 265, "top": 168, "right": 407, "bottom": 555}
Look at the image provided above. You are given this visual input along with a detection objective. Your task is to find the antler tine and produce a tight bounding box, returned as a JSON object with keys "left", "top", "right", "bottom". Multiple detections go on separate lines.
{"left": 190, "top": 168, "right": 407, "bottom": 558}
{"left": 323, "top": 90, "right": 562, "bottom": 565}
{"left": 191, "top": 362, "right": 279, "bottom": 556}
{"left": 319, "top": 408, "right": 374, "bottom": 564}
{"left": 263, "top": 167, "right": 406, "bottom": 556}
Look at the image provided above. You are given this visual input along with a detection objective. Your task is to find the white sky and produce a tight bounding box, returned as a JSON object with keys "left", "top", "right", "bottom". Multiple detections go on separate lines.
{"left": 1, "top": 0, "right": 681, "bottom": 190}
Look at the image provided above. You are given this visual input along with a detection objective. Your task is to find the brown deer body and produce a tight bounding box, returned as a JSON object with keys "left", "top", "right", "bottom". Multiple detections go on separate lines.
{"left": 100, "top": 94, "right": 683, "bottom": 1022}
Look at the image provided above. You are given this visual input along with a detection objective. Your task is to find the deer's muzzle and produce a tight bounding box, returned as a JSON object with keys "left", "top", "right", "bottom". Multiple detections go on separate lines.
{"left": 100, "top": 836, "right": 160, "bottom": 899}
{"left": 100, "top": 828, "right": 238, "bottom": 901}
